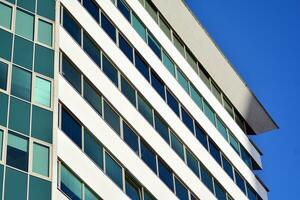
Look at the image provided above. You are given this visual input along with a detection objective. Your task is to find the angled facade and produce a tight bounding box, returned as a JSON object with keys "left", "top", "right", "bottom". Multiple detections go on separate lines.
{"left": 0, "top": 0, "right": 277, "bottom": 200}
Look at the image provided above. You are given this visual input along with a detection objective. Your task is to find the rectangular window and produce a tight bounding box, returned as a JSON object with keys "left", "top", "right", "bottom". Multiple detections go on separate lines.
{"left": 29, "top": 175, "right": 51, "bottom": 200}
{"left": 0, "top": 2, "right": 12, "bottom": 29}
{"left": 13, "top": 36, "right": 34, "bottom": 70}
{"left": 137, "top": 95, "right": 153, "bottom": 125}
{"left": 135, "top": 52, "right": 149, "bottom": 81}
{"left": 123, "top": 123, "right": 139, "bottom": 155}
{"left": 37, "top": 0, "right": 55, "bottom": 20}
{"left": 34, "top": 76, "right": 51, "bottom": 108}
{"left": 38, "top": 19, "right": 53, "bottom": 46}
{"left": 175, "top": 177, "right": 189, "bottom": 200}
{"left": 63, "top": 9, "right": 81, "bottom": 44}
{"left": 17, "top": 0, "right": 35, "bottom": 12}
{"left": 214, "top": 181, "right": 227, "bottom": 200}
{"left": 173, "top": 34, "right": 185, "bottom": 56}
{"left": 140, "top": 141, "right": 157, "bottom": 173}
{"left": 125, "top": 174, "right": 142, "bottom": 200}
{"left": 154, "top": 113, "right": 169, "bottom": 143}
{"left": 170, "top": 133, "right": 184, "bottom": 160}
{"left": 159, "top": 17, "right": 171, "bottom": 39}
{"left": 132, "top": 14, "right": 146, "bottom": 41}
{"left": 15, "top": 9, "right": 34, "bottom": 40}
{"left": 158, "top": 159, "right": 173, "bottom": 190}
{"left": 34, "top": 44, "right": 54, "bottom": 78}
{"left": 166, "top": 90, "right": 179, "bottom": 116}
{"left": 83, "top": 0, "right": 99, "bottom": 22}
{"left": 84, "top": 128, "right": 103, "bottom": 169}
{"left": 198, "top": 64, "right": 210, "bottom": 88}
{"left": 83, "top": 32, "right": 101, "bottom": 66}
{"left": 209, "top": 139, "right": 221, "bottom": 165}
{"left": 32, "top": 143, "right": 49, "bottom": 177}
{"left": 235, "top": 170, "right": 246, "bottom": 193}
{"left": 0, "top": 61, "right": 8, "bottom": 90}
{"left": 247, "top": 184, "right": 257, "bottom": 200}
{"left": 203, "top": 101, "right": 215, "bottom": 125}
{"left": 186, "top": 49, "right": 198, "bottom": 72}
{"left": 147, "top": 33, "right": 161, "bottom": 58}
{"left": 162, "top": 51, "right": 175, "bottom": 76}
{"left": 83, "top": 79, "right": 102, "bottom": 114}
{"left": 145, "top": 0, "right": 157, "bottom": 22}
{"left": 190, "top": 84, "right": 203, "bottom": 110}
{"left": 181, "top": 108, "right": 194, "bottom": 133}
{"left": 186, "top": 149, "right": 199, "bottom": 176}
{"left": 0, "top": 93, "right": 8, "bottom": 127}
{"left": 121, "top": 76, "right": 136, "bottom": 106}
{"left": 0, "top": 129, "right": 3, "bottom": 160}
{"left": 117, "top": 0, "right": 131, "bottom": 22}
{"left": 235, "top": 112, "right": 245, "bottom": 132}
{"left": 105, "top": 153, "right": 123, "bottom": 189}
{"left": 211, "top": 82, "right": 222, "bottom": 103}
{"left": 151, "top": 71, "right": 165, "bottom": 99}
{"left": 119, "top": 34, "right": 133, "bottom": 62}
{"left": 216, "top": 117, "right": 228, "bottom": 140}
{"left": 60, "top": 163, "right": 82, "bottom": 200}
{"left": 62, "top": 54, "right": 82, "bottom": 93}
{"left": 101, "top": 12, "right": 116, "bottom": 42}
{"left": 103, "top": 101, "right": 120, "bottom": 135}
{"left": 4, "top": 167, "right": 28, "bottom": 200}
{"left": 241, "top": 147, "right": 252, "bottom": 169}
{"left": 222, "top": 155, "right": 234, "bottom": 180}
{"left": 224, "top": 97, "right": 234, "bottom": 117}
{"left": 0, "top": 29, "right": 13, "bottom": 61}
{"left": 200, "top": 164, "right": 214, "bottom": 192}
{"left": 177, "top": 69, "right": 189, "bottom": 94}
{"left": 102, "top": 55, "right": 118, "bottom": 86}
{"left": 85, "top": 186, "right": 100, "bottom": 200}
{"left": 229, "top": 132, "right": 240, "bottom": 154}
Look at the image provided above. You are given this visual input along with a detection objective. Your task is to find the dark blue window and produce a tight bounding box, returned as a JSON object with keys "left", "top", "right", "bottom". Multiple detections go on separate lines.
{"left": 209, "top": 140, "right": 221, "bottom": 165}
{"left": 141, "top": 141, "right": 156, "bottom": 173}
{"left": 83, "top": 32, "right": 100, "bottom": 66}
{"left": 175, "top": 178, "right": 188, "bottom": 200}
{"left": 0, "top": 61, "right": 8, "bottom": 90}
{"left": 63, "top": 9, "right": 81, "bottom": 44}
{"left": 84, "top": 128, "right": 103, "bottom": 169}
{"left": 137, "top": 95, "right": 153, "bottom": 125}
{"left": 186, "top": 150, "right": 199, "bottom": 177}
{"left": 83, "top": 0, "right": 99, "bottom": 22}
{"left": 222, "top": 155, "right": 233, "bottom": 180}
{"left": 61, "top": 107, "right": 82, "bottom": 148}
{"left": 121, "top": 76, "right": 136, "bottom": 106}
{"left": 181, "top": 108, "right": 194, "bottom": 133}
{"left": 62, "top": 54, "right": 81, "bottom": 93}
{"left": 215, "top": 182, "right": 227, "bottom": 200}
{"left": 103, "top": 101, "right": 120, "bottom": 135}
{"left": 147, "top": 34, "right": 161, "bottom": 58}
{"left": 195, "top": 123, "right": 208, "bottom": 149}
{"left": 134, "top": 52, "right": 149, "bottom": 81}
{"left": 166, "top": 90, "right": 179, "bottom": 116}
{"left": 241, "top": 147, "right": 253, "bottom": 169}
{"left": 101, "top": 12, "right": 116, "bottom": 42}
{"left": 158, "top": 160, "right": 173, "bottom": 190}
{"left": 125, "top": 175, "right": 141, "bottom": 200}
{"left": 119, "top": 34, "right": 133, "bottom": 62}
{"left": 117, "top": 0, "right": 131, "bottom": 22}
{"left": 102, "top": 55, "right": 118, "bottom": 86}
{"left": 105, "top": 153, "right": 123, "bottom": 189}
{"left": 83, "top": 79, "right": 102, "bottom": 114}
{"left": 235, "top": 171, "right": 246, "bottom": 193}
{"left": 247, "top": 184, "right": 257, "bottom": 200}
{"left": 200, "top": 165, "right": 213, "bottom": 192}
{"left": 151, "top": 71, "right": 165, "bottom": 99}
{"left": 154, "top": 114, "right": 169, "bottom": 143}
{"left": 123, "top": 123, "right": 139, "bottom": 155}
{"left": 170, "top": 133, "right": 184, "bottom": 160}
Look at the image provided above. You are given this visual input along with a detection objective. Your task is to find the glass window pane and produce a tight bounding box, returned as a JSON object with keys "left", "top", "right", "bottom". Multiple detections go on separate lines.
{"left": 229, "top": 132, "right": 240, "bottom": 154}
{"left": 209, "top": 140, "right": 221, "bottom": 165}
{"left": 123, "top": 123, "right": 139, "bottom": 155}
{"left": 0, "top": 61, "right": 8, "bottom": 90}
{"left": 0, "top": 29, "right": 13, "bottom": 61}
{"left": 211, "top": 83, "right": 222, "bottom": 103}
{"left": 17, "top": 0, "right": 35, "bottom": 12}
{"left": 235, "top": 170, "right": 246, "bottom": 193}
{"left": 177, "top": 69, "right": 189, "bottom": 93}
{"left": 247, "top": 184, "right": 257, "bottom": 200}
{"left": 8, "top": 97, "right": 30, "bottom": 135}
{"left": 216, "top": 117, "right": 228, "bottom": 140}
{"left": 241, "top": 147, "right": 252, "bottom": 169}
{"left": 37, "top": 0, "right": 55, "bottom": 20}
{"left": 186, "top": 149, "right": 199, "bottom": 177}
{"left": 138, "top": 95, "right": 153, "bottom": 125}
{"left": 121, "top": 76, "right": 136, "bottom": 106}
{"left": 159, "top": 17, "right": 171, "bottom": 39}
{"left": 61, "top": 107, "right": 82, "bottom": 148}
{"left": 144, "top": 190, "right": 156, "bottom": 200}
{"left": 0, "top": 2, "right": 12, "bottom": 29}
{"left": 125, "top": 175, "right": 141, "bottom": 200}
{"left": 7, "top": 131, "right": 29, "bottom": 171}
{"left": 198, "top": 63, "right": 210, "bottom": 87}
{"left": 145, "top": 0, "right": 157, "bottom": 22}
{"left": 62, "top": 54, "right": 82, "bottom": 92}
{"left": 173, "top": 35, "right": 185, "bottom": 56}
{"left": 85, "top": 186, "right": 99, "bottom": 200}
{"left": 158, "top": 160, "right": 173, "bottom": 190}
{"left": 181, "top": 108, "right": 194, "bottom": 133}
{"left": 222, "top": 155, "right": 234, "bottom": 180}
{"left": 29, "top": 176, "right": 51, "bottom": 200}
{"left": 0, "top": 93, "right": 8, "bottom": 127}
{"left": 105, "top": 153, "right": 123, "bottom": 189}
{"left": 186, "top": 49, "right": 198, "bottom": 72}
{"left": 63, "top": 9, "right": 81, "bottom": 44}
{"left": 170, "top": 133, "right": 184, "bottom": 160}
{"left": 83, "top": 32, "right": 100, "bottom": 66}
{"left": 151, "top": 71, "right": 165, "bottom": 99}
{"left": 191, "top": 84, "right": 203, "bottom": 109}
{"left": 132, "top": 14, "right": 146, "bottom": 41}
{"left": 15, "top": 9, "right": 34, "bottom": 40}
{"left": 166, "top": 90, "right": 179, "bottom": 116}
{"left": 32, "top": 143, "right": 49, "bottom": 177}
{"left": 34, "top": 76, "right": 51, "bottom": 107}
{"left": 175, "top": 177, "right": 188, "bottom": 200}
{"left": 61, "top": 164, "right": 82, "bottom": 200}
{"left": 0, "top": 161, "right": 3, "bottom": 198}
{"left": 4, "top": 167, "right": 27, "bottom": 200}
{"left": 200, "top": 164, "right": 213, "bottom": 192}
{"left": 235, "top": 112, "right": 245, "bottom": 132}
{"left": 162, "top": 51, "right": 175, "bottom": 76}
{"left": 13, "top": 36, "right": 34, "bottom": 70}
{"left": 31, "top": 105, "right": 53, "bottom": 143}
{"left": 0, "top": 130, "right": 3, "bottom": 160}
{"left": 224, "top": 97, "right": 234, "bottom": 117}
{"left": 119, "top": 34, "right": 133, "bottom": 62}
{"left": 34, "top": 44, "right": 54, "bottom": 78}
{"left": 83, "top": 0, "right": 99, "bottom": 22}
{"left": 215, "top": 181, "right": 227, "bottom": 200}
{"left": 38, "top": 19, "right": 53, "bottom": 46}
{"left": 140, "top": 141, "right": 156, "bottom": 173}
{"left": 101, "top": 13, "right": 116, "bottom": 42}
{"left": 102, "top": 55, "right": 118, "bottom": 86}
{"left": 117, "top": 0, "right": 131, "bottom": 22}
{"left": 84, "top": 128, "right": 103, "bottom": 169}
{"left": 195, "top": 123, "right": 208, "bottom": 149}
{"left": 83, "top": 79, "right": 102, "bottom": 114}
{"left": 103, "top": 101, "right": 120, "bottom": 135}
{"left": 154, "top": 113, "right": 169, "bottom": 143}
{"left": 135, "top": 52, "right": 149, "bottom": 81}
{"left": 203, "top": 101, "right": 215, "bottom": 125}
{"left": 147, "top": 34, "right": 161, "bottom": 58}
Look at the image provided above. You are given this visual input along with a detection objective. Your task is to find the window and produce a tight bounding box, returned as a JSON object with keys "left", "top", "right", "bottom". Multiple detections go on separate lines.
{"left": 17, "top": 0, "right": 35, "bottom": 12}
{"left": 224, "top": 97, "right": 234, "bottom": 117}
{"left": 229, "top": 132, "right": 240, "bottom": 154}
{"left": 158, "top": 160, "right": 173, "bottom": 190}
{"left": 170, "top": 133, "right": 184, "bottom": 160}
{"left": 62, "top": 54, "right": 82, "bottom": 92}
{"left": 0, "top": 29, "right": 13, "bottom": 61}
{"left": 241, "top": 147, "right": 252, "bottom": 169}
{"left": 117, "top": 0, "right": 131, "bottom": 22}
{"left": 85, "top": 186, "right": 100, "bottom": 200}
{"left": 132, "top": 14, "right": 146, "bottom": 41}
{"left": 0, "top": 2, "right": 12, "bottom": 29}
{"left": 173, "top": 35, "right": 185, "bottom": 56}
{"left": 83, "top": 32, "right": 101, "bottom": 66}
{"left": 151, "top": 71, "right": 165, "bottom": 99}
{"left": 103, "top": 101, "right": 120, "bottom": 135}
{"left": 186, "top": 49, "right": 198, "bottom": 72}
{"left": 138, "top": 95, "right": 153, "bottom": 125}
{"left": 154, "top": 113, "right": 169, "bottom": 143}
{"left": 38, "top": 19, "right": 53, "bottom": 46}
{"left": 121, "top": 76, "right": 136, "bottom": 106}
{"left": 4, "top": 168, "right": 28, "bottom": 200}
{"left": 247, "top": 184, "right": 257, "bottom": 200}
{"left": 175, "top": 177, "right": 188, "bottom": 200}
{"left": 61, "top": 107, "right": 82, "bottom": 148}
{"left": 145, "top": 0, "right": 157, "bottom": 22}
{"left": 140, "top": 141, "right": 157, "bottom": 173}
{"left": 101, "top": 12, "right": 116, "bottom": 42}
{"left": 144, "top": 190, "right": 155, "bottom": 200}
{"left": 83, "top": 79, "right": 102, "bottom": 114}
{"left": 214, "top": 181, "right": 227, "bottom": 200}
{"left": 61, "top": 164, "right": 82, "bottom": 200}
{"left": 186, "top": 149, "right": 199, "bottom": 176}
{"left": 191, "top": 85, "right": 203, "bottom": 110}
{"left": 37, "top": 0, "right": 55, "bottom": 20}
{"left": 63, "top": 9, "right": 81, "bottom": 44}
{"left": 181, "top": 108, "right": 194, "bottom": 133}
{"left": 15, "top": 9, "right": 34, "bottom": 40}
{"left": 147, "top": 33, "right": 161, "bottom": 58}
{"left": 235, "top": 112, "right": 245, "bottom": 132}
{"left": 162, "top": 51, "right": 175, "bottom": 76}
{"left": 166, "top": 90, "right": 179, "bottom": 116}
{"left": 32, "top": 143, "right": 49, "bottom": 177}
{"left": 135, "top": 52, "right": 149, "bottom": 80}
{"left": 34, "top": 76, "right": 51, "bottom": 108}
{"left": 83, "top": 0, "right": 99, "bottom": 22}
{"left": 119, "top": 34, "right": 133, "bottom": 62}
{"left": 222, "top": 155, "right": 234, "bottom": 180}
{"left": 105, "top": 153, "right": 123, "bottom": 189}
{"left": 177, "top": 69, "right": 189, "bottom": 93}
{"left": 209, "top": 140, "right": 221, "bottom": 165}
{"left": 102, "top": 55, "right": 118, "bottom": 86}
{"left": 125, "top": 174, "right": 141, "bottom": 200}
{"left": 216, "top": 117, "right": 228, "bottom": 140}
{"left": 203, "top": 101, "right": 215, "bottom": 125}
{"left": 200, "top": 164, "right": 213, "bottom": 192}
{"left": 0, "top": 129, "right": 3, "bottom": 160}
{"left": 6, "top": 131, "right": 29, "bottom": 171}
{"left": 84, "top": 129, "right": 103, "bottom": 169}
{"left": 0, "top": 93, "right": 8, "bottom": 127}
{"left": 159, "top": 17, "right": 171, "bottom": 39}
{"left": 13, "top": 36, "right": 34, "bottom": 70}
{"left": 211, "top": 82, "right": 222, "bottom": 103}
{"left": 234, "top": 170, "right": 246, "bottom": 193}
{"left": 34, "top": 44, "right": 54, "bottom": 78}
{"left": 123, "top": 123, "right": 139, "bottom": 154}
{"left": 0, "top": 61, "right": 8, "bottom": 90}
{"left": 29, "top": 176, "right": 51, "bottom": 200}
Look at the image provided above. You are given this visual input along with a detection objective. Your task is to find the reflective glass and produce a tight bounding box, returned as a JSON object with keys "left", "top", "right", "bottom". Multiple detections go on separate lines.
{"left": 105, "top": 153, "right": 123, "bottom": 189}
{"left": 203, "top": 101, "right": 215, "bottom": 125}
{"left": 119, "top": 34, "right": 133, "bottom": 62}
{"left": 85, "top": 186, "right": 99, "bottom": 200}
{"left": 34, "top": 44, "right": 54, "bottom": 78}
{"left": 84, "top": 129, "right": 103, "bottom": 169}
{"left": 159, "top": 17, "right": 171, "bottom": 39}
{"left": 4, "top": 167, "right": 27, "bottom": 200}
{"left": 101, "top": 13, "right": 116, "bottom": 42}
{"left": 173, "top": 35, "right": 185, "bottom": 56}
{"left": 104, "top": 101, "right": 120, "bottom": 135}
{"left": 0, "top": 130, "right": 3, "bottom": 160}
{"left": 0, "top": 93, "right": 8, "bottom": 127}
{"left": 211, "top": 83, "right": 222, "bottom": 103}
{"left": 158, "top": 160, "right": 173, "bottom": 190}
{"left": 61, "top": 164, "right": 82, "bottom": 200}
{"left": 0, "top": 61, "right": 8, "bottom": 90}
{"left": 32, "top": 143, "right": 49, "bottom": 177}
{"left": 135, "top": 52, "right": 149, "bottom": 80}
{"left": 162, "top": 51, "right": 175, "bottom": 76}
{"left": 102, "top": 55, "right": 118, "bottom": 86}
{"left": 13, "top": 36, "right": 34, "bottom": 70}
{"left": 241, "top": 147, "right": 252, "bottom": 169}
{"left": 200, "top": 164, "right": 213, "bottom": 192}
{"left": 125, "top": 175, "right": 141, "bottom": 200}
{"left": 181, "top": 108, "right": 194, "bottom": 133}
{"left": 145, "top": 0, "right": 157, "bottom": 21}
{"left": 154, "top": 113, "right": 169, "bottom": 143}
{"left": 186, "top": 49, "right": 198, "bottom": 72}
{"left": 216, "top": 117, "right": 228, "bottom": 140}
{"left": 83, "top": 32, "right": 100, "bottom": 66}
{"left": 215, "top": 181, "right": 227, "bottom": 200}
{"left": 186, "top": 149, "right": 199, "bottom": 176}
{"left": 177, "top": 69, "right": 189, "bottom": 93}
{"left": 235, "top": 170, "right": 246, "bottom": 193}
{"left": 34, "top": 77, "right": 51, "bottom": 107}
{"left": 147, "top": 33, "right": 161, "bottom": 58}
{"left": 151, "top": 71, "right": 165, "bottom": 99}
{"left": 121, "top": 76, "right": 136, "bottom": 106}
{"left": 166, "top": 90, "right": 179, "bottom": 116}
{"left": 138, "top": 95, "right": 153, "bottom": 125}
{"left": 222, "top": 155, "right": 233, "bottom": 179}
{"left": 247, "top": 184, "right": 257, "bottom": 200}
{"left": 0, "top": 29, "right": 13, "bottom": 61}
{"left": 62, "top": 55, "right": 82, "bottom": 92}
{"left": 84, "top": 79, "right": 101, "bottom": 114}
{"left": 141, "top": 141, "right": 156, "bottom": 173}
{"left": 191, "top": 85, "right": 203, "bottom": 110}
{"left": 15, "top": 9, "right": 34, "bottom": 40}
{"left": 209, "top": 140, "right": 221, "bottom": 165}
{"left": 38, "top": 19, "right": 53, "bottom": 46}
{"left": 63, "top": 9, "right": 81, "bottom": 44}
{"left": 37, "top": 0, "right": 55, "bottom": 20}
{"left": 175, "top": 177, "right": 188, "bottom": 200}
{"left": 83, "top": 0, "right": 99, "bottom": 22}
{"left": 132, "top": 14, "right": 146, "bottom": 41}
{"left": 229, "top": 132, "right": 240, "bottom": 154}
{"left": 0, "top": 2, "right": 12, "bottom": 29}
{"left": 29, "top": 175, "right": 51, "bottom": 200}
{"left": 123, "top": 123, "right": 139, "bottom": 154}
{"left": 117, "top": 0, "right": 131, "bottom": 22}
{"left": 170, "top": 133, "right": 184, "bottom": 160}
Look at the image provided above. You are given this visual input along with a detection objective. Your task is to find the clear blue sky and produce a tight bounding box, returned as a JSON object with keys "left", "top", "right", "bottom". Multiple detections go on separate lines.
{"left": 185, "top": 0, "right": 300, "bottom": 199}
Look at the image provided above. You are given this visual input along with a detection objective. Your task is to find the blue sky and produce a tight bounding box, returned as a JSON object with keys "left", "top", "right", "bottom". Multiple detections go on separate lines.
{"left": 185, "top": 0, "right": 300, "bottom": 199}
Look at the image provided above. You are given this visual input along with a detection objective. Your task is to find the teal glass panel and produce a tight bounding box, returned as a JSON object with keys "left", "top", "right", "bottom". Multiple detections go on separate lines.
{"left": 4, "top": 0, "right": 15, "bottom": 3}
{"left": 84, "top": 129, "right": 103, "bottom": 169}
{"left": 83, "top": 79, "right": 102, "bottom": 114}
{"left": 190, "top": 84, "right": 203, "bottom": 110}
{"left": 29, "top": 176, "right": 51, "bottom": 200}
{"left": 0, "top": 29, "right": 13, "bottom": 61}
{"left": 170, "top": 133, "right": 184, "bottom": 160}
{"left": 0, "top": 165, "right": 3, "bottom": 199}
{"left": 137, "top": 95, "right": 153, "bottom": 125}
{"left": 186, "top": 149, "right": 199, "bottom": 176}
{"left": 15, "top": 9, "right": 34, "bottom": 40}
{"left": 162, "top": 51, "right": 175, "bottom": 76}
{"left": 154, "top": 113, "right": 169, "bottom": 143}
{"left": 216, "top": 117, "right": 228, "bottom": 140}
{"left": 0, "top": 61, "right": 8, "bottom": 90}
{"left": 103, "top": 101, "right": 120, "bottom": 135}
{"left": 215, "top": 181, "right": 227, "bottom": 200}
{"left": 121, "top": 76, "right": 136, "bottom": 106}
{"left": 17, "top": 0, "right": 35, "bottom": 12}
{"left": 229, "top": 132, "right": 240, "bottom": 154}
{"left": 13, "top": 36, "right": 34, "bottom": 70}
{"left": 34, "top": 44, "right": 54, "bottom": 78}
{"left": 132, "top": 14, "right": 146, "bottom": 41}
{"left": 0, "top": 92, "right": 8, "bottom": 126}
{"left": 0, "top": 2, "right": 12, "bottom": 29}
{"left": 61, "top": 164, "right": 82, "bottom": 200}
{"left": 9, "top": 97, "right": 31, "bottom": 135}
{"left": 32, "top": 143, "right": 49, "bottom": 177}
{"left": 4, "top": 167, "right": 27, "bottom": 200}
{"left": 203, "top": 101, "right": 215, "bottom": 125}
{"left": 200, "top": 164, "right": 213, "bottom": 192}
{"left": 37, "top": 0, "right": 55, "bottom": 20}
{"left": 0, "top": 130, "right": 3, "bottom": 160}
{"left": 38, "top": 19, "right": 53, "bottom": 46}
{"left": 85, "top": 186, "right": 99, "bottom": 200}
{"left": 145, "top": 0, "right": 157, "bottom": 22}
{"left": 105, "top": 153, "right": 123, "bottom": 189}
{"left": 34, "top": 77, "right": 51, "bottom": 107}
{"left": 31, "top": 105, "right": 53, "bottom": 143}
{"left": 11, "top": 65, "right": 32, "bottom": 101}
{"left": 177, "top": 69, "right": 189, "bottom": 93}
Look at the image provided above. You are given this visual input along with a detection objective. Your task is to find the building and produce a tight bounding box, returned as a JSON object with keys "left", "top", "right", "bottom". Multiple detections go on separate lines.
{"left": 0, "top": 0, "right": 277, "bottom": 199}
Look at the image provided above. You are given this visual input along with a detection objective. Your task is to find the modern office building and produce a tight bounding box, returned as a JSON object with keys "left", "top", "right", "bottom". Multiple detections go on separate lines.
{"left": 0, "top": 0, "right": 277, "bottom": 199}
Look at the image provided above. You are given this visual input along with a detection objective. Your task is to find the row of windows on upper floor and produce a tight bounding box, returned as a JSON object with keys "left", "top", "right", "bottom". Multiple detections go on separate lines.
{"left": 61, "top": 3, "right": 259, "bottom": 173}
{"left": 60, "top": 48, "right": 259, "bottom": 200}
